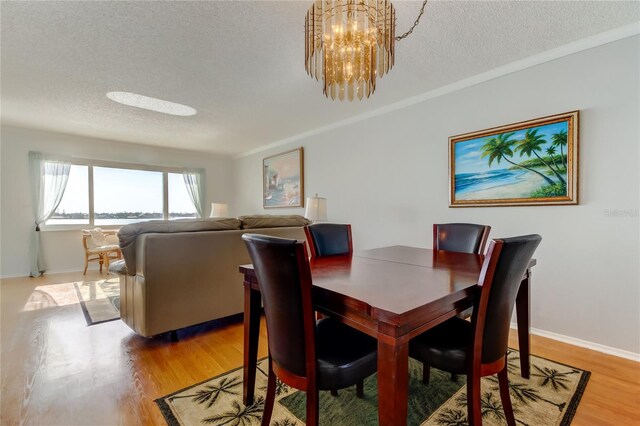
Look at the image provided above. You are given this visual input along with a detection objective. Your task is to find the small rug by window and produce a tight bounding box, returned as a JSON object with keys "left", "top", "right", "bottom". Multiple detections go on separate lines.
{"left": 156, "top": 350, "right": 589, "bottom": 426}
{"left": 74, "top": 277, "right": 120, "bottom": 325}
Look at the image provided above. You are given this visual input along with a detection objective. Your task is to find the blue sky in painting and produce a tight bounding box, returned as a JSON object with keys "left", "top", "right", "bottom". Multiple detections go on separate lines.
{"left": 455, "top": 121, "right": 568, "bottom": 174}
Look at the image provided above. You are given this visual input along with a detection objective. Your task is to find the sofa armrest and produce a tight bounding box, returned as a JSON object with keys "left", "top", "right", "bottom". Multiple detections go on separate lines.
{"left": 108, "top": 259, "right": 128, "bottom": 275}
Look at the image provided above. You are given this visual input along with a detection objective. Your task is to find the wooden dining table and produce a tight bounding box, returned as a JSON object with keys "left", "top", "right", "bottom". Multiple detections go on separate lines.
{"left": 239, "top": 245, "right": 536, "bottom": 426}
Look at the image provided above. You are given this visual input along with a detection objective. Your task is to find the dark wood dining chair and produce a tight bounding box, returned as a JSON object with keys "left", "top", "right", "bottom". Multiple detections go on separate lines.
{"left": 304, "top": 223, "right": 353, "bottom": 258}
{"left": 433, "top": 223, "right": 491, "bottom": 255}
{"left": 304, "top": 223, "right": 355, "bottom": 394}
{"left": 242, "top": 234, "right": 377, "bottom": 426}
{"left": 410, "top": 234, "right": 542, "bottom": 426}
{"left": 434, "top": 223, "right": 491, "bottom": 335}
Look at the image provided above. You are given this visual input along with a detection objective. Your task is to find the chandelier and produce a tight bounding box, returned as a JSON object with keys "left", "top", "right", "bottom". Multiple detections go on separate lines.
{"left": 304, "top": 0, "right": 428, "bottom": 101}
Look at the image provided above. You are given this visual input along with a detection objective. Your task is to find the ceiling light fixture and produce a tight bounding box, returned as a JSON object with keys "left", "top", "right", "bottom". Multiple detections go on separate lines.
{"left": 305, "top": 0, "right": 429, "bottom": 101}
{"left": 106, "top": 92, "right": 197, "bottom": 116}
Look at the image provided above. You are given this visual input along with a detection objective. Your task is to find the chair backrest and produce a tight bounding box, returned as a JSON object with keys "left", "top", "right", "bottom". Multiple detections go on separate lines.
{"left": 82, "top": 228, "right": 116, "bottom": 250}
{"left": 471, "top": 234, "right": 541, "bottom": 365}
{"left": 433, "top": 223, "right": 491, "bottom": 254}
{"left": 304, "top": 223, "right": 353, "bottom": 258}
{"left": 242, "top": 234, "right": 316, "bottom": 379}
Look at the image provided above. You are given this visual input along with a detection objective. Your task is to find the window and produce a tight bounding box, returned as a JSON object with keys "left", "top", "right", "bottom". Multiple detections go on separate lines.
{"left": 168, "top": 173, "right": 198, "bottom": 220}
{"left": 94, "top": 167, "right": 164, "bottom": 225}
{"left": 44, "top": 160, "right": 204, "bottom": 228}
{"left": 47, "top": 165, "right": 89, "bottom": 225}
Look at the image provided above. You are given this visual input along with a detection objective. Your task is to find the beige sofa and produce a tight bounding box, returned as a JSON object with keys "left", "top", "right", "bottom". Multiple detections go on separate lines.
{"left": 111, "top": 215, "right": 309, "bottom": 337}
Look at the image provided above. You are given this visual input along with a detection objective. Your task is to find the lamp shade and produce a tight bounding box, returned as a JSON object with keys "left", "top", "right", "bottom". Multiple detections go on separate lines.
{"left": 209, "top": 203, "right": 229, "bottom": 218}
{"left": 304, "top": 194, "right": 327, "bottom": 222}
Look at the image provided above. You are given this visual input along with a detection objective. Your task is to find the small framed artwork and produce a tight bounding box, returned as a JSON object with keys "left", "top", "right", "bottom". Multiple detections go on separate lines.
{"left": 263, "top": 147, "right": 304, "bottom": 208}
{"left": 449, "top": 111, "right": 579, "bottom": 207}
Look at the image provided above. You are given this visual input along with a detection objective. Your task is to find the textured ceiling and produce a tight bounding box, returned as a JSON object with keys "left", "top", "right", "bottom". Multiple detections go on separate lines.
{"left": 1, "top": 1, "right": 639, "bottom": 156}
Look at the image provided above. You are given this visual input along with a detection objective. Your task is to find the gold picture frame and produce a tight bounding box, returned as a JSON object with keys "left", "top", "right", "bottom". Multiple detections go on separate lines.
{"left": 449, "top": 111, "right": 579, "bottom": 207}
{"left": 263, "top": 148, "right": 304, "bottom": 208}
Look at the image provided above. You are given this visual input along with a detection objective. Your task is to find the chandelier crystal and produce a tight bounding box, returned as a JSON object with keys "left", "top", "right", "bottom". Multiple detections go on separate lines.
{"left": 305, "top": 0, "right": 396, "bottom": 101}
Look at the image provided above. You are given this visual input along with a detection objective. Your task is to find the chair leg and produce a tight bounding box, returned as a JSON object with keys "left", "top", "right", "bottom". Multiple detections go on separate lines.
{"left": 467, "top": 374, "right": 482, "bottom": 426}
{"left": 261, "top": 358, "right": 276, "bottom": 426}
{"left": 99, "top": 256, "right": 103, "bottom": 273}
{"left": 498, "top": 365, "right": 516, "bottom": 426}
{"left": 330, "top": 389, "right": 338, "bottom": 397}
{"left": 83, "top": 255, "right": 89, "bottom": 275}
{"left": 306, "top": 389, "right": 319, "bottom": 426}
{"left": 104, "top": 253, "right": 111, "bottom": 274}
{"left": 422, "top": 363, "right": 430, "bottom": 384}
{"left": 356, "top": 381, "right": 364, "bottom": 398}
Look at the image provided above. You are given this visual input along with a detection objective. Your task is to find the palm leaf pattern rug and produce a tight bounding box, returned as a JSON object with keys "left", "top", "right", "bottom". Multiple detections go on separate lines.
{"left": 156, "top": 350, "right": 589, "bottom": 426}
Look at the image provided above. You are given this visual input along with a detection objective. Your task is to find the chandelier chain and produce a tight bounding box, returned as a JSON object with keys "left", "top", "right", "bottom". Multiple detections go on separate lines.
{"left": 395, "top": 0, "right": 429, "bottom": 41}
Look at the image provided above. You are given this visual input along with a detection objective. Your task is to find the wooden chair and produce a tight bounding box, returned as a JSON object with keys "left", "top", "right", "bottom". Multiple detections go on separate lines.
{"left": 82, "top": 229, "right": 122, "bottom": 275}
{"left": 242, "top": 234, "right": 377, "bottom": 426}
{"left": 304, "top": 223, "right": 353, "bottom": 258}
{"left": 433, "top": 223, "right": 491, "bottom": 255}
{"left": 410, "top": 234, "right": 542, "bottom": 426}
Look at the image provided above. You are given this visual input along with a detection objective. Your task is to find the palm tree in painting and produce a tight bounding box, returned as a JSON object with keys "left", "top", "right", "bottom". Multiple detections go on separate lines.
{"left": 481, "top": 132, "right": 556, "bottom": 186}
{"left": 515, "top": 129, "right": 566, "bottom": 185}
{"left": 546, "top": 146, "right": 560, "bottom": 172}
{"left": 551, "top": 129, "right": 568, "bottom": 171}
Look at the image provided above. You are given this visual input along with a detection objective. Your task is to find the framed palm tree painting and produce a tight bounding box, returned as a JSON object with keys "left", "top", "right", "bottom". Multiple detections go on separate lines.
{"left": 449, "top": 111, "right": 578, "bottom": 207}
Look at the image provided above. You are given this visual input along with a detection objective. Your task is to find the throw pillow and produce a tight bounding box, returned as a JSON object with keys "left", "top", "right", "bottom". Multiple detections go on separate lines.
{"left": 89, "top": 228, "right": 109, "bottom": 247}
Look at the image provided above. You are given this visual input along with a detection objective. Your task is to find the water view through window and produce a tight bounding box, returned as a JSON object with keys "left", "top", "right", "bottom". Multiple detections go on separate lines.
{"left": 94, "top": 167, "right": 163, "bottom": 225}
{"left": 46, "top": 164, "right": 201, "bottom": 226}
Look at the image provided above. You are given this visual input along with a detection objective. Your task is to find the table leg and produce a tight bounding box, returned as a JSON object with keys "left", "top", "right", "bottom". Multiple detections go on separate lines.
{"left": 516, "top": 270, "right": 531, "bottom": 379}
{"left": 377, "top": 337, "right": 409, "bottom": 426}
{"left": 243, "top": 284, "right": 262, "bottom": 405}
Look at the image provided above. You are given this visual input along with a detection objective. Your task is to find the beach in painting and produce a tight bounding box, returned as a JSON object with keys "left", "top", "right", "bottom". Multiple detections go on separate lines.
{"left": 453, "top": 121, "right": 569, "bottom": 201}
{"left": 455, "top": 168, "right": 549, "bottom": 200}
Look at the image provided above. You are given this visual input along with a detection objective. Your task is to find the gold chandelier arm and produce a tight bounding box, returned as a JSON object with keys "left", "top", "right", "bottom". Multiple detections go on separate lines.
{"left": 395, "top": 0, "right": 429, "bottom": 41}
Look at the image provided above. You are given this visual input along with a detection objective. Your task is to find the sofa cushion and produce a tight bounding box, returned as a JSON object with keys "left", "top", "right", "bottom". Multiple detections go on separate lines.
{"left": 239, "top": 215, "right": 311, "bottom": 229}
{"left": 118, "top": 218, "right": 242, "bottom": 275}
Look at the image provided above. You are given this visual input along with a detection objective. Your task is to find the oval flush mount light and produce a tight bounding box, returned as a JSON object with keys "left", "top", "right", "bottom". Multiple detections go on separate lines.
{"left": 106, "top": 91, "right": 197, "bottom": 116}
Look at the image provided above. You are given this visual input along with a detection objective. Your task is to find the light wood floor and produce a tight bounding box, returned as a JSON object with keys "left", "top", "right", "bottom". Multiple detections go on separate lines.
{"left": 1, "top": 271, "right": 638, "bottom": 425}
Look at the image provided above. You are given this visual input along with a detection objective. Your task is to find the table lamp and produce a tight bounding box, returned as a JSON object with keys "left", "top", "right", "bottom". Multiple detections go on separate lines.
{"left": 304, "top": 194, "right": 327, "bottom": 222}
{"left": 209, "top": 203, "right": 229, "bottom": 218}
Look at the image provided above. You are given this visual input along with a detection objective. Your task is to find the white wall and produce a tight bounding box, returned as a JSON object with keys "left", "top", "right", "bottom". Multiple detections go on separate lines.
{"left": 234, "top": 36, "right": 640, "bottom": 354}
{"left": 0, "top": 126, "right": 235, "bottom": 277}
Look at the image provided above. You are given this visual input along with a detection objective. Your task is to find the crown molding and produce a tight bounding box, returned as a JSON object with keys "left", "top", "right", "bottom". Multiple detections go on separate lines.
{"left": 237, "top": 21, "right": 640, "bottom": 159}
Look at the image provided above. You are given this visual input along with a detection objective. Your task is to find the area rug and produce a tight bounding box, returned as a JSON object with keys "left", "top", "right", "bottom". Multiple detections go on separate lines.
{"left": 74, "top": 277, "right": 120, "bottom": 325}
{"left": 156, "top": 350, "right": 589, "bottom": 426}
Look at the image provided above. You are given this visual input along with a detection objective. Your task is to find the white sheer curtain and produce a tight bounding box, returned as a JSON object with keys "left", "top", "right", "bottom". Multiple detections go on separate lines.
{"left": 29, "top": 152, "right": 71, "bottom": 276}
{"left": 182, "top": 170, "right": 204, "bottom": 218}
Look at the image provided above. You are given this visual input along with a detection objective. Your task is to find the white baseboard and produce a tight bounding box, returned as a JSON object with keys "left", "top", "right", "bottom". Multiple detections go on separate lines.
{"left": 510, "top": 323, "right": 640, "bottom": 362}
{"left": 1, "top": 268, "right": 88, "bottom": 279}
